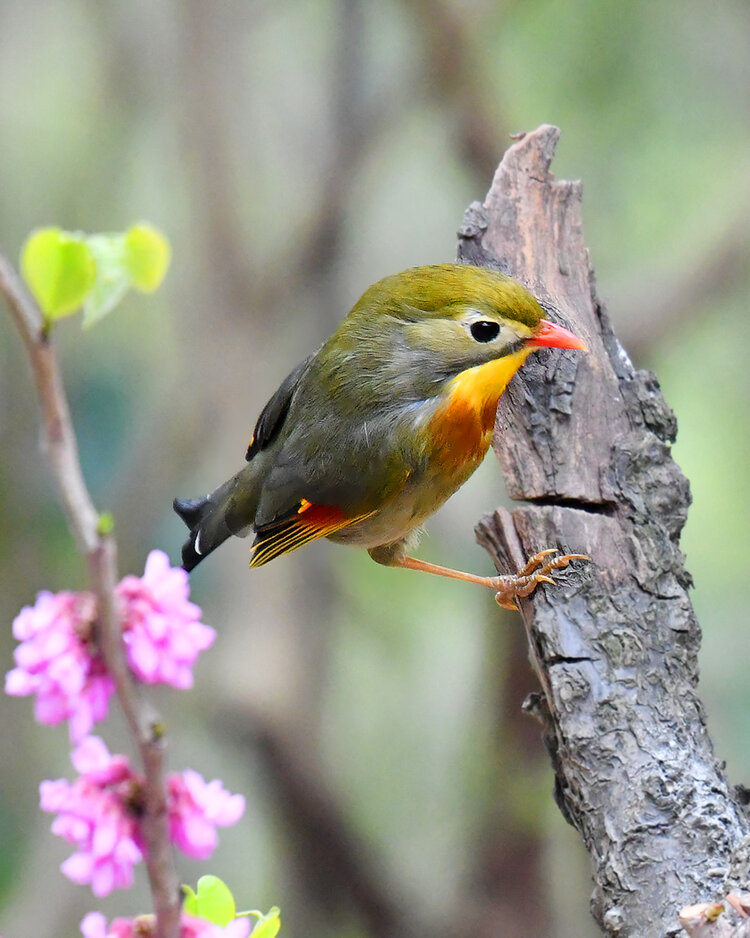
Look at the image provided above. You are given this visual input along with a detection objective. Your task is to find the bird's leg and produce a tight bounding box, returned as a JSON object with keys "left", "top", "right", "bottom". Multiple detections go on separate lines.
{"left": 369, "top": 546, "right": 588, "bottom": 609}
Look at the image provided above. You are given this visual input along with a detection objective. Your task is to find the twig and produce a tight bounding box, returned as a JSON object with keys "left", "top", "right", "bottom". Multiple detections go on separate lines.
{"left": 0, "top": 248, "right": 181, "bottom": 938}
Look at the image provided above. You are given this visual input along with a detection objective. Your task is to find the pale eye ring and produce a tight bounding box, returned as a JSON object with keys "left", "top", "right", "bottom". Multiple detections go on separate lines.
{"left": 470, "top": 320, "right": 500, "bottom": 343}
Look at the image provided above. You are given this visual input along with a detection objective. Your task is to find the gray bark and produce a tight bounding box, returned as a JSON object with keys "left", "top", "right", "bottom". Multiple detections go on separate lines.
{"left": 457, "top": 124, "right": 750, "bottom": 937}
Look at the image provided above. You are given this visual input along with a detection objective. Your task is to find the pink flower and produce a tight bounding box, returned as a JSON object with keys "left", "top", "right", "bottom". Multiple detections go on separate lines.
{"left": 167, "top": 770, "right": 245, "bottom": 859}
{"left": 117, "top": 550, "right": 215, "bottom": 689}
{"left": 41, "top": 735, "right": 244, "bottom": 892}
{"left": 5, "top": 591, "right": 114, "bottom": 741}
{"left": 41, "top": 737, "right": 144, "bottom": 896}
{"left": 80, "top": 912, "right": 251, "bottom": 938}
{"left": 80, "top": 912, "right": 138, "bottom": 938}
{"left": 6, "top": 551, "right": 215, "bottom": 727}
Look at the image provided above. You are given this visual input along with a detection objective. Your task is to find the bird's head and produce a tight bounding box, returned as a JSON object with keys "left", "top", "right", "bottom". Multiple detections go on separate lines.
{"left": 341, "top": 264, "right": 585, "bottom": 404}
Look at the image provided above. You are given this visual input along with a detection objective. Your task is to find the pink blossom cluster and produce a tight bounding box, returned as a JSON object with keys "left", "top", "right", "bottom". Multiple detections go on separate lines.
{"left": 41, "top": 737, "right": 245, "bottom": 896}
{"left": 5, "top": 590, "right": 113, "bottom": 742}
{"left": 5, "top": 550, "right": 215, "bottom": 740}
{"left": 117, "top": 550, "right": 215, "bottom": 688}
{"left": 6, "top": 548, "right": 245, "bottom": 915}
{"left": 81, "top": 911, "right": 251, "bottom": 938}
{"left": 40, "top": 737, "right": 144, "bottom": 896}
{"left": 168, "top": 770, "right": 246, "bottom": 860}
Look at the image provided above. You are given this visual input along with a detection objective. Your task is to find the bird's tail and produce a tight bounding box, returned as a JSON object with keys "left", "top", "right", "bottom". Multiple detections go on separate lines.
{"left": 174, "top": 465, "right": 259, "bottom": 572}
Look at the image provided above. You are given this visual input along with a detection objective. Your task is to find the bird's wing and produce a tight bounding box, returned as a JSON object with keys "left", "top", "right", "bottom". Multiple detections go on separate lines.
{"left": 249, "top": 408, "right": 417, "bottom": 567}
{"left": 245, "top": 353, "right": 316, "bottom": 461}
{"left": 249, "top": 498, "right": 376, "bottom": 568}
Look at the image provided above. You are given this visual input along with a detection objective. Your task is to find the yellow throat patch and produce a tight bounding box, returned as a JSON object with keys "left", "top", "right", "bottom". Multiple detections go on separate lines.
{"left": 429, "top": 347, "right": 534, "bottom": 469}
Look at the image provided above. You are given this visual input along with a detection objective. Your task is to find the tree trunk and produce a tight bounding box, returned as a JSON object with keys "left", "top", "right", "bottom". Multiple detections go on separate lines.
{"left": 457, "top": 124, "right": 750, "bottom": 937}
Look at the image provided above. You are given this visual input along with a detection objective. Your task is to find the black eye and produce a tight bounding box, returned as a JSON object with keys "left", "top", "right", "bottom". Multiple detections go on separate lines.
{"left": 470, "top": 320, "right": 500, "bottom": 343}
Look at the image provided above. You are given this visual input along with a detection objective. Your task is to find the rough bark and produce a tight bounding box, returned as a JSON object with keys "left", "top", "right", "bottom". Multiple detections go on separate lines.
{"left": 457, "top": 124, "right": 750, "bottom": 937}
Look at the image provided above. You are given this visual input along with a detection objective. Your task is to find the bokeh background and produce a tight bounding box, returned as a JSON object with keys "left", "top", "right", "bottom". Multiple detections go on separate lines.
{"left": 1, "top": 2, "right": 749, "bottom": 936}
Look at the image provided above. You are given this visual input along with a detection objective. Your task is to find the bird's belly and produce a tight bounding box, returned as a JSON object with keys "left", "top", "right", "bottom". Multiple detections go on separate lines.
{"left": 327, "top": 449, "right": 487, "bottom": 550}
{"left": 328, "top": 390, "right": 494, "bottom": 551}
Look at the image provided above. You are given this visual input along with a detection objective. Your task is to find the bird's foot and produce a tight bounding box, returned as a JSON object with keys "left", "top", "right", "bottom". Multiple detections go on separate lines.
{"left": 490, "top": 549, "right": 589, "bottom": 610}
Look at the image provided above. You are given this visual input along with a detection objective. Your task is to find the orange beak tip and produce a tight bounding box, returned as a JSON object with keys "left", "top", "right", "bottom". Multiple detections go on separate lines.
{"left": 531, "top": 318, "right": 587, "bottom": 352}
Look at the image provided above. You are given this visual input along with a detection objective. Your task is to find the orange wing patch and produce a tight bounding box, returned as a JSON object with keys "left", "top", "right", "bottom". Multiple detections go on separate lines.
{"left": 250, "top": 501, "right": 375, "bottom": 568}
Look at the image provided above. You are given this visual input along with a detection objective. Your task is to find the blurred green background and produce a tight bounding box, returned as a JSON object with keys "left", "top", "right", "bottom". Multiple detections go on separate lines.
{"left": 1, "top": 2, "right": 748, "bottom": 936}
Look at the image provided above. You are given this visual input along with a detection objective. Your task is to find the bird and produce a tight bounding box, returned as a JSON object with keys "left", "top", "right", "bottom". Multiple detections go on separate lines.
{"left": 174, "top": 263, "right": 587, "bottom": 608}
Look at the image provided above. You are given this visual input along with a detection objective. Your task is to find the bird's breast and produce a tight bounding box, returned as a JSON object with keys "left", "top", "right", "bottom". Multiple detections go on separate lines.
{"left": 426, "top": 348, "right": 533, "bottom": 474}
{"left": 426, "top": 397, "right": 493, "bottom": 474}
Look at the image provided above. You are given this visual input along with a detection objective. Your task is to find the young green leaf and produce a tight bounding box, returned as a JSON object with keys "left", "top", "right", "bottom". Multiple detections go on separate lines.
{"left": 124, "top": 223, "right": 171, "bottom": 292}
{"left": 21, "top": 228, "right": 97, "bottom": 321}
{"left": 96, "top": 512, "right": 115, "bottom": 536}
{"left": 183, "top": 884, "right": 198, "bottom": 912}
{"left": 249, "top": 907, "right": 281, "bottom": 938}
{"left": 82, "top": 233, "right": 130, "bottom": 328}
{"left": 182, "top": 875, "right": 236, "bottom": 927}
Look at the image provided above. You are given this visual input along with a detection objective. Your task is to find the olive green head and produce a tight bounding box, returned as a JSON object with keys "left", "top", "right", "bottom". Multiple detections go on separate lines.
{"left": 324, "top": 264, "right": 548, "bottom": 404}
{"left": 350, "top": 264, "right": 545, "bottom": 331}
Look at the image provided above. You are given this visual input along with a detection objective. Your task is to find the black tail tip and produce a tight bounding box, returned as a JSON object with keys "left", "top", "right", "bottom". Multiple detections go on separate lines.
{"left": 173, "top": 496, "right": 208, "bottom": 529}
{"left": 181, "top": 540, "right": 202, "bottom": 573}
{"left": 173, "top": 495, "right": 210, "bottom": 573}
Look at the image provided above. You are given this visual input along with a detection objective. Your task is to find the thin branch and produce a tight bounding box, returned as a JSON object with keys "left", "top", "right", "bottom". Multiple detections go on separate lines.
{"left": 0, "top": 247, "right": 181, "bottom": 938}
{"left": 0, "top": 253, "right": 99, "bottom": 553}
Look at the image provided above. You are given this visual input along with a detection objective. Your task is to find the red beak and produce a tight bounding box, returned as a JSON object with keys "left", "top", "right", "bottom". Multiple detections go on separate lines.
{"left": 528, "top": 318, "right": 587, "bottom": 351}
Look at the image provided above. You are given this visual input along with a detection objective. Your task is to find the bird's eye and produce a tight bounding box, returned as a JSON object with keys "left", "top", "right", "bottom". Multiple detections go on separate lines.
{"left": 470, "top": 320, "right": 500, "bottom": 343}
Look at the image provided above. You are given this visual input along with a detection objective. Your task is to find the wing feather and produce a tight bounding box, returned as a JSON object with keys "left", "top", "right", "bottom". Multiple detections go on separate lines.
{"left": 250, "top": 499, "right": 375, "bottom": 567}
{"left": 246, "top": 354, "right": 315, "bottom": 461}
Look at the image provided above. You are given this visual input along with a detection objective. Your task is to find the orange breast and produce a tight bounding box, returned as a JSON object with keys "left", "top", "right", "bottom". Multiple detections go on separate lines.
{"left": 428, "top": 396, "right": 492, "bottom": 473}
{"left": 427, "top": 348, "right": 533, "bottom": 474}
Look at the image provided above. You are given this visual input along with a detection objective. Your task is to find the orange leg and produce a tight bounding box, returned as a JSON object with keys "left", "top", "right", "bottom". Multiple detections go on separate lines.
{"left": 388, "top": 548, "right": 588, "bottom": 609}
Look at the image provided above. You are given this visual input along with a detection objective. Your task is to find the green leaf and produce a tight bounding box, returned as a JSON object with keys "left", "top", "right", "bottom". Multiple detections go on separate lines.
{"left": 82, "top": 233, "right": 130, "bottom": 328}
{"left": 124, "top": 223, "right": 171, "bottom": 292}
{"left": 21, "top": 228, "right": 97, "bottom": 320}
{"left": 96, "top": 512, "right": 115, "bottom": 536}
{"left": 250, "top": 907, "right": 281, "bottom": 938}
{"left": 182, "top": 884, "right": 198, "bottom": 913}
{"left": 182, "top": 876, "right": 236, "bottom": 927}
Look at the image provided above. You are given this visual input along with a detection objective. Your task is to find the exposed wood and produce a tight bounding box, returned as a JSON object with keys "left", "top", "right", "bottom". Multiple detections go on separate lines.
{"left": 457, "top": 125, "right": 750, "bottom": 937}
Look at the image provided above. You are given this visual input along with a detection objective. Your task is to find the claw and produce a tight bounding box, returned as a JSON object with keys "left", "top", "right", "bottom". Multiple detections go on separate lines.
{"left": 557, "top": 553, "right": 589, "bottom": 564}
{"left": 493, "top": 550, "right": 589, "bottom": 609}
{"left": 389, "top": 546, "right": 588, "bottom": 604}
{"left": 519, "top": 548, "right": 559, "bottom": 577}
{"left": 495, "top": 595, "right": 518, "bottom": 610}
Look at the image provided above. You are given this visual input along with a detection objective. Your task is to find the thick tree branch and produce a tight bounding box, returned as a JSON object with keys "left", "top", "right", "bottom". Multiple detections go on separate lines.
{"left": 0, "top": 249, "right": 181, "bottom": 938}
{"left": 457, "top": 126, "right": 750, "bottom": 936}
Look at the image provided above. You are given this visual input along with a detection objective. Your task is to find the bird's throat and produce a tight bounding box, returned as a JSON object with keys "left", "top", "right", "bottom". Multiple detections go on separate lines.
{"left": 447, "top": 348, "right": 534, "bottom": 428}
{"left": 428, "top": 348, "right": 534, "bottom": 469}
